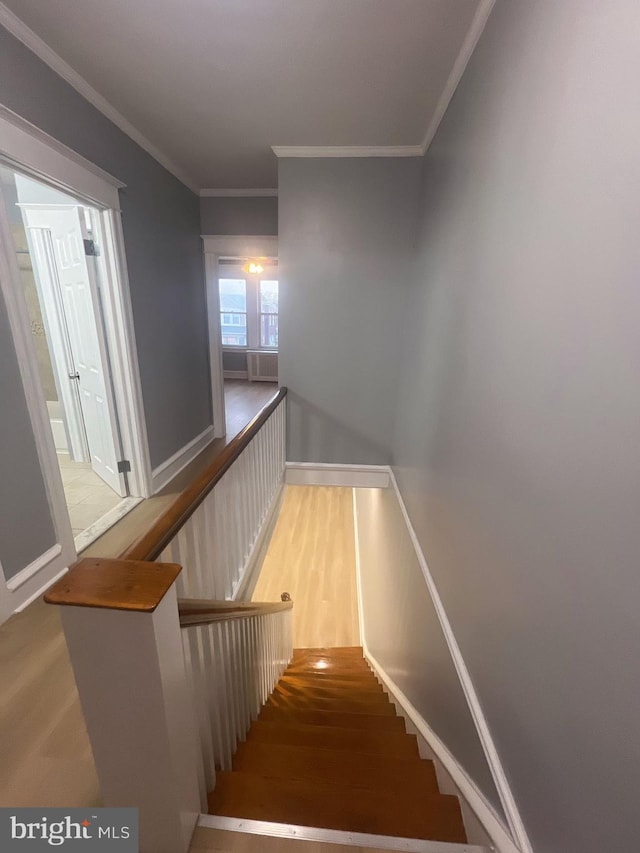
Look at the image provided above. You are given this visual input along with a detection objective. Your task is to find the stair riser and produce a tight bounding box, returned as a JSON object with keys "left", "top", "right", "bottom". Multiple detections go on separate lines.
{"left": 247, "top": 721, "right": 419, "bottom": 758}
{"left": 233, "top": 741, "right": 439, "bottom": 794}
{"left": 258, "top": 707, "right": 406, "bottom": 732}
{"left": 267, "top": 693, "right": 396, "bottom": 716}
{"left": 280, "top": 674, "right": 384, "bottom": 691}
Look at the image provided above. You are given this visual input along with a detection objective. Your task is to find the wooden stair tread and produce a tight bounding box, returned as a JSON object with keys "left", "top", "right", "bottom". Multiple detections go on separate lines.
{"left": 267, "top": 689, "right": 396, "bottom": 716}
{"left": 279, "top": 673, "right": 384, "bottom": 692}
{"left": 233, "top": 740, "right": 439, "bottom": 794}
{"left": 247, "top": 720, "right": 419, "bottom": 758}
{"left": 208, "top": 771, "right": 466, "bottom": 842}
{"left": 258, "top": 706, "right": 406, "bottom": 732}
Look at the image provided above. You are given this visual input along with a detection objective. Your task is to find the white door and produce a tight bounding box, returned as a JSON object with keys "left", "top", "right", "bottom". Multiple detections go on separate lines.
{"left": 22, "top": 205, "right": 125, "bottom": 495}
{"left": 25, "top": 224, "right": 91, "bottom": 463}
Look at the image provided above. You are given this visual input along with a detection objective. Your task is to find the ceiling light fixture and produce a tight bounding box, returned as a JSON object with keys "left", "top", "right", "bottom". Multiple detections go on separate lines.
{"left": 242, "top": 259, "right": 265, "bottom": 275}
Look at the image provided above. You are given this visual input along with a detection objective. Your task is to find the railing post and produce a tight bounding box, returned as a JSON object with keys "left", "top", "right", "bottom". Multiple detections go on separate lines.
{"left": 45, "top": 558, "right": 202, "bottom": 853}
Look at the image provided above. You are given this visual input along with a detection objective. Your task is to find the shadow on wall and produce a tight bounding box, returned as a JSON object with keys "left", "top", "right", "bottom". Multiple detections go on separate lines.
{"left": 286, "top": 391, "right": 391, "bottom": 465}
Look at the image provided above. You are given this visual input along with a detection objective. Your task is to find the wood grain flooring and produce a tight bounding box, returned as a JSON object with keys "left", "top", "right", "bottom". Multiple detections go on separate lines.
{"left": 252, "top": 486, "right": 360, "bottom": 648}
{"left": 0, "top": 597, "right": 100, "bottom": 807}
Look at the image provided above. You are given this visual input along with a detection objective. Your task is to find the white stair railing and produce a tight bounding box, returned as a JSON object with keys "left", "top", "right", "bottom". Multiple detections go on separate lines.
{"left": 180, "top": 599, "right": 293, "bottom": 795}
{"left": 158, "top": 395, "right": 286, "bottom": 599}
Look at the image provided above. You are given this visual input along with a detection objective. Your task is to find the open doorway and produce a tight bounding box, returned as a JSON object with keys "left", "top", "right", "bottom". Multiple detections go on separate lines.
{"left": 0, "top": 167, "right": 143, "bottom": 550}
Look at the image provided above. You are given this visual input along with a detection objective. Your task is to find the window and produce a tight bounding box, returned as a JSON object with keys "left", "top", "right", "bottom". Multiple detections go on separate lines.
{"left": 218, "top": 266, "right": 278, "bottom": 350}
{"left": 219, "top": 279, "right": 247, "bottom": 346}
{"left": 259, "top": 280, "right": 279, "bottom": 348}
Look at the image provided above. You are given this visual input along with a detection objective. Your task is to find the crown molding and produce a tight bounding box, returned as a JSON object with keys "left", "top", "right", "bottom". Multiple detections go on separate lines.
{"left": 272, "top": 145, "right": 423, "bottom": 159}
{"left": 0, "top": 2, "right": 199, "bottom": 194}
{"left": 200, "top": 188, "right": 278, "bottom": 197}
{"left": 272, "top": 0, "right": 495, "bottom": 163}
{"left": 421, "top": 0, "right": 496, "bottom": 154}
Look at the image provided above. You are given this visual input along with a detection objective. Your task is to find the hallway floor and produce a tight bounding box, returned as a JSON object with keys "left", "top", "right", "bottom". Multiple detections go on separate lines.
{"left": 253, "top": 485, "right": 360, "bottom": 648}
{"left": 223, "top": 379, "right": 278, "bottom": 436}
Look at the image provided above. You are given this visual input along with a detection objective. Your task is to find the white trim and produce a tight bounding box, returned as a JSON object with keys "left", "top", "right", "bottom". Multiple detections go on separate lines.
{"left": 0, "top": 3, "right": 199, "bottom": 194}
{"left": 351, "top": 489, "right": 365, "bottom": 646}
{"left": 420, "top": 0, "right": 496, "bottom": 154}
{"left": 360, "top": 470, "right": 532, "bottom": 853}
{"left": 6, "top": 544, "right": 62, "bottom": 591}
{"left": 74, "top": 496, "right": 143, "bottom": 554}
{"left": 272, "top": 145, "right": 423, "bottom": 159}
{"left": 223, "top": 370, "right": 248, "bottom": 380}
{"left": 13, "top": 565, "right": 69, "bottom": 614}
{"left": 98, "top": 209, "right": 153, "bottom": 497}
{"left": 204, "top": 252, "right": 227, "bottom": 438}
{"left": 202, "top": 235, "right": 278, "bottom": 257}
{"left": 200, "top": 188, "right": 278, "bottom": 197}
{"left": 364, "top": 648, "right": 514, "bottom": 853}
{"left": 0, "top": 105, "right": 123, "bottom": 208}
{"left": 271, "top": 0, "right": 496, "bottom": 164}
{"left": 151, "top": 425, "right": 215, "bottom": 493}
{"left": 285, "top": 462, "right": 390, "bottom": 488}
{"left": 197, "top": 815, "right": 490, "bottom": 852}
{"left": 232, "top": 479, "right": 285, "bottom": 601}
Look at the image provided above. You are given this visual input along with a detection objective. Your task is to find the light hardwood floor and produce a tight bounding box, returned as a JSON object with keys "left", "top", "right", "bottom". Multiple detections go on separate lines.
{"left": 0, "top": 596, "right": 100, "bottom": 808}
{"left": 252, "top": 485, "right": 360, "bottom": 649}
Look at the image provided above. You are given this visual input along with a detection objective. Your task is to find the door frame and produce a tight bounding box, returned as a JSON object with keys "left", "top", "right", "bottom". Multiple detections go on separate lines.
{"left": 0, "top": 105, "right": 152, "bottom": 614}
{"left": 202, "top": 234, "right": 279, "bottom": 439}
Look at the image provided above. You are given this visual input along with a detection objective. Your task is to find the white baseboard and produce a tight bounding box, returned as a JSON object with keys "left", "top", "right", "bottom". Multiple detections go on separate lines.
{"left": 151, "top": 425, "right": 215, "bottom": 493}
{"left": 352, "top": 473, "right": 533, "bottom": 853}
{"left": 285, "top": 462, "right": 390, "bottom": 488}
{"left": 6, "top": 543, "right": 63, "bottom": 591}
{"left": 223, "top": 370, "right": 248, "bottom": 380}
{"left": 384, "top": 472, "right": 532, "bottom": 853}
{"left": 232, "top": 479, "right": 285, "bottom": 601}
{"left": 364, "top": 648, "right": 516, "bottom": 853}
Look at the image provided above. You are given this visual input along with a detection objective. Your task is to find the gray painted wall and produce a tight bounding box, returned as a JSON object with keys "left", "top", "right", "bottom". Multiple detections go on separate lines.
{"left": 392, "top": 3, "right": 640, "bottom": 852}
{"left": 200, "top": 196, "right": 278, "bottom": 236}
{"left": 0, "top": 292, "right": 56, "bottom": 579}
{"left": 278, "top": 157, "right": 421, "bottom": 464}
{"left": 355, "top": 486, "right": 504, "bottom": 818}
{"left": 0, "top": 27, "right": 212, "bottom": 469}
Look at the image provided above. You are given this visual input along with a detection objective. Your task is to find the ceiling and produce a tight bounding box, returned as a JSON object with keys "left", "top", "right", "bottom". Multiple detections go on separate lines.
{"left": 2, "top": 0, "right": 482, "bottom": 190}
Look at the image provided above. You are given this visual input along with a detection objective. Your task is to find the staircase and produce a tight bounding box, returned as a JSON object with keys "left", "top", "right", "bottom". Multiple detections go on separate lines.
{"left": 208, "top": 646, "right": 468, "bottom": 844}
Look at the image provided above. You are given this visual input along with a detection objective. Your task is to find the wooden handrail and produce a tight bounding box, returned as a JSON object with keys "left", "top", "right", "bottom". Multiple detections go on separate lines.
{"left": 121, "top": 386, "right": 287, "bottom": 563}
{"left": 44, "top": 558, "right": 182, "bottom": 611}
{"left": 179, "top": 597, "right": 293, "bottom": 627}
